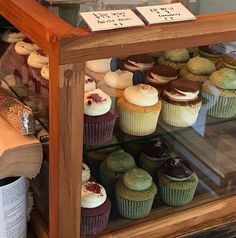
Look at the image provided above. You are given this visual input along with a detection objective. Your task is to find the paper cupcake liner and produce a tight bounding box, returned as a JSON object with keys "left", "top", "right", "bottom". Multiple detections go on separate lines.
{"left": 159, "top": 183, "right": 197, "bottom": 206}
{"left": 202, "top": 90, "right": 236, "bottom": 118}
{"left": 116, "top": 194, "right": 154, "bottom": 219}
{"left": 118, "top": 109, "right": 160, "bottom": 136}
{"left": 84, "top": 116, "right": 116, "bottom": 146}
{"left": 81, "top": 208, "right": 110, "bottom": 235}
{"left": 161, "top": 100, "right": 202, "bottom": 127}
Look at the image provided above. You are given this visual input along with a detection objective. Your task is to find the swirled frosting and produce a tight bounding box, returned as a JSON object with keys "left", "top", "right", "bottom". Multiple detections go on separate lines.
{"left": 82, "top": 163, "right": 91, "bottom": 183}
{"left": 81, "top": 181, "right": 107, "bottom": 208}
{"left": 104, "top": 70, "right": 133, "bottom": 89}
{"left": 123, "top": 168, "right": 152, "bottom": 191}
{"left": 86, "top": 58, "right": 111, "bottom": 73}
{"left": 15, "top": 38, "right": 39, "bottom": 55}
{"left": 84, "top": 75, "right": 96, "bottom": 92}
{"left": 1, "top": 29, "right": 25, "bottom": 43}
{"left": 27, "top": 50, "right": 49, "bottom": 68}
{"left": 41, "top": 64, "right": 49, "bottom": 80}
{"left": 164, "top": 48, "right": 190, "bottom": 63}
{"left": 124, "top": 84, "right": 158, "bottom": 106}
{"left": 84, "top": 89, "right": 112, "bottom": 116}
{"left": 163, "top": 79, "right": 200, "bottom": 102}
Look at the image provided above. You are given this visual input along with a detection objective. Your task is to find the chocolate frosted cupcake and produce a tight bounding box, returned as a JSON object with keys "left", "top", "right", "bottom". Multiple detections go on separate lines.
{"left": 202, "top": 68, "right": 236, "bottom": 118}
{"left": 84, "top": 89, "right": 117, "bottom": 146}
{"left": 139, "top": 139, "right": 172, "bottom": 181}
{"left": 116, "top": 168, "right": 157, "bottom": 219}
{"left": 124, "top": 54, "right": 154, "bottom": 72}
{"left": 180, "top": 56, "right": 216, "bottom": 82}
{"left": 99, "top": 150, "right": 136, "bottom": 198}
{"left": 159, "top": 157, "right": 198, "bottom": 206}
{"left": 158, "top": 48, "right": 190, "bottom": 71}
{"left": 84, "top": 75, "right": 96, "bottom": 93}
{"left": 117, "top": 84, "right": 161, "bottom": 136}
{"left": 217, "top": 51, "right": 236, "bottom": 70}
{"left": 147, "top": 65, "right": 178, "bottom": 89}
{"left": 81, "top": 181, "right": 111, "bottom": 235}
{"left": 161, "top": 79, "right": 202, "bottom": 127}
{"left": 85, "top": 58, "right": 111, "bottom": 82}
{"left": 199, "top": 44, "right": 225, "bottom": 64}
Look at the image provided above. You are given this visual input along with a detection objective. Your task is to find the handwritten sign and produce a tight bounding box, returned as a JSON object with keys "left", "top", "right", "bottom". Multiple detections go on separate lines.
{"left": 80, "top": 9, "right": 145, "bottom": 32}
{"left": 136, "top": 3, "right": 196, "bottom": 25}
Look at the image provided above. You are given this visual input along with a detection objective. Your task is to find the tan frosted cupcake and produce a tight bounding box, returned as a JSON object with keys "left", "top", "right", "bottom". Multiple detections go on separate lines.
{"left": 97, "top": 69, "right": 133, "bottom": 101}
{"left": 180, "top": 56, "right": 216, "bottom": 82}
{"left": 202, "top": 68, "right": 236, "bottom": 118}
{"left": 85, "top": 58, "right": 111, "bottom": 82}
{"left": 117, "top": 84, "right": 161, "bottom": 136}
{"left": 161, "top": 79, "right": 202, "bottom": 127}
{"left": 158, "top": 48, "right": 190, "bottom": 71}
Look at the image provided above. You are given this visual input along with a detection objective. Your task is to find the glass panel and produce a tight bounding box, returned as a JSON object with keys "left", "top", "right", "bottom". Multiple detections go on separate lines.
{"left": 0, "top": 16, "right": 49, "bottom": 227}
{"left": 82, "top": 38, "right": 236, "bottom": 236}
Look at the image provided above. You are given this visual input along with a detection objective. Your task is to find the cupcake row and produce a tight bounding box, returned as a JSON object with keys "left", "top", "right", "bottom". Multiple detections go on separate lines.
{"left": 82, "top": 139, "right": 199, "bottom": 235}
{"left": 0, "top": 28, "right": 49, "bottom": 98}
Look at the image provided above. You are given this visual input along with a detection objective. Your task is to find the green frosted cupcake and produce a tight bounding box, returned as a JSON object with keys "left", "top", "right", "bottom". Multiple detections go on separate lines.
{"left": 159, "top": 157, "right": 198, "bottom": 207}
{"left": 116, "top": 168, "right": 157, "bottom": 219}
{"left": 139, "top": 139, "right": 172, "bottom": 182}
{"left": 99, "top": 150, "right": 136, "bottom": 198}
{"left": 202, "top": 68, "right": 236, "bottom": 118}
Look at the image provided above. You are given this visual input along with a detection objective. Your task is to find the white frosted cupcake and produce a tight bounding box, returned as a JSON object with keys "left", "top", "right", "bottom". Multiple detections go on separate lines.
{"left": 117, "top": 84, "right": 162, "bottom": 136}
{"left": 97, "top": 69, "right": 133, "bottom": 101}
{"left": 85, "top": 58, "right": 111, "bottom": 82}
{"left": 82, "top": 163, "right": 91, "bottom": 183}
{"left": 81, "top": 181, "right": 111, "bottom": 235}
{"left": 84, "top": 75, "right": 96, "bottom": 93}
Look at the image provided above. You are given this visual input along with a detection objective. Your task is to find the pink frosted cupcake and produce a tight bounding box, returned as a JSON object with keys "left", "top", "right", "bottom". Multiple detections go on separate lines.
{"left": 84, "top": 89, "right": 117, "bottom": 146}
{"left": 81, "top": 181, "right": 111, "bottom": 235}
{"left": 27, "top": 49, "right": 49, "bottom": 93}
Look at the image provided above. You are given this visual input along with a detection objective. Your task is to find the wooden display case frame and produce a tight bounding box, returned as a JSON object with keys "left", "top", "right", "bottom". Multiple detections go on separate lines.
{"left": 1, "top": 1, "right": 236, "bottom": 237}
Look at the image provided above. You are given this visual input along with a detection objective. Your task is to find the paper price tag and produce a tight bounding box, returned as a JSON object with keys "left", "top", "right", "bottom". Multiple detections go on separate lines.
{"left": 80, "top": 9, "right": 145, "bottom": 32}
{"left": 136, "top": 3, "right": 196, "bottom": 25}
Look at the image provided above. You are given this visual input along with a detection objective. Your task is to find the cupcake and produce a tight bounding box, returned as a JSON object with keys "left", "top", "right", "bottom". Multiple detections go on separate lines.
{"left": 99, "top": 150, "right": 136, "bottom": 197}
{"left": 159, "top": 157, "right": 198, "bottom": 206}
{"left": 202, "top": 68, "right": 236, "bottom": 118}
{"left": 124, "top": 54, "right": 154, "bottom": 72}
{"left": 139, "top": 139, "right": 172, "bottom": 181}
{"left": 97, "top": 69, "right": 133, "bottom": 102}
{"left": 27, "top": 49, "right": 49, "bottom": 93}
{"left": 198, "top": 44, "right": 225, "bottom": 64}
{"left": 82, "top": 163, "right": 91, "bottom": 183}
{"left": 147, "top": 65, "right": 178, "bottom": 89}
{"left": 161, "top": 79, "right": 202, "bottom": 127}
{"left": 84, "top": 89, "right": 117, "bottom": 146}
{"left": 85, "top": 58, "right": 111, "bottom": 82}
{"left": 39, "top": 64, "right": 49, "bottom": 98}
{"left": 180, "top": 56, "right": 216, "bottom": 82}
{"left": 84, "top": 75, "right": 96, "bottom": 93}
{"left": 85, "top": 136, "right": 121, "bottom": 180}
{"left": 81, "top": 181, "right": 111, "bottom": 235}
{"left": 116, "top": 168, "right": 157, "bottom": 219}
{"left": 117, "top": 84, "right": 161, "bottom": 136}
{"left": 158, "top": 48, "right": 190, "bottom": 71}
{"left": 217, "top": 51, "right": 236, "bottom": 70}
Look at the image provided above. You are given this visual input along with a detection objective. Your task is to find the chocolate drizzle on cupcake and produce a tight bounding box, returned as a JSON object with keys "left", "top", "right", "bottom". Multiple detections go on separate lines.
{"left": 143, "top": 140, "right": 170, "bottom": 159}
{"left": 163, "top": 157, "right": 193, "bottom": 180}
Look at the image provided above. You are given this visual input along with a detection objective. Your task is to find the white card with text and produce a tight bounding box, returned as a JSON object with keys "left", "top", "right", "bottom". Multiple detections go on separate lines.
{"left": 80, "top": 9, "right": 145, "bottom": 32}
{"left": 136, "top": 3, "right": 196, "bottom": 25}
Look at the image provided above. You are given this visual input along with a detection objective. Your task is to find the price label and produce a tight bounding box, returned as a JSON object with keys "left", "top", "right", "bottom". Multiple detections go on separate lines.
{"left": 80, "top": 9, "right": 145, "bottom": 32}
{"left": 136, "top": 3, "right": 196, "bottom": 25}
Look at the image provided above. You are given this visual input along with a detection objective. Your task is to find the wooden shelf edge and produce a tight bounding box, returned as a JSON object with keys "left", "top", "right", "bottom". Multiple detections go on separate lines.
{"left": 100, "top": 195, "right": 236, "bottom": 238}
{"left": 31, "top": 210, "right": 49, "bottom": 238}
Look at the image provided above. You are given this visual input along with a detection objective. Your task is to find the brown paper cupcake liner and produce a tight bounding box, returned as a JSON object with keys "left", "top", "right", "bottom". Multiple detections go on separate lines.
{"left": 161, "top": 100, "right": 202, "bottom": 127}
{"left": 116, "top": 194, "right": 154, "bottom": 219}
{"left": 118, "top": 109, "right": 160, "bottom": 136}
{"left": 202, "top": 90, "right": 236, "bottom": 118}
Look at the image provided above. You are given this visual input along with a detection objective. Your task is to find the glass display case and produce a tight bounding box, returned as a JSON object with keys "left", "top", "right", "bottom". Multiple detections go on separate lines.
{"left": 1, "top": 0, "right": 236, "bottom": 238}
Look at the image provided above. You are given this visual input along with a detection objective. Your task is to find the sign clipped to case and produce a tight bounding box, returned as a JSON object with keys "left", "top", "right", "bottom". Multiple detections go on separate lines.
{"left": 80, "top": 9, "right": 145, "bottom": 32}
{"left": 136, "top": 3, "right": 196, "bottom": 25}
